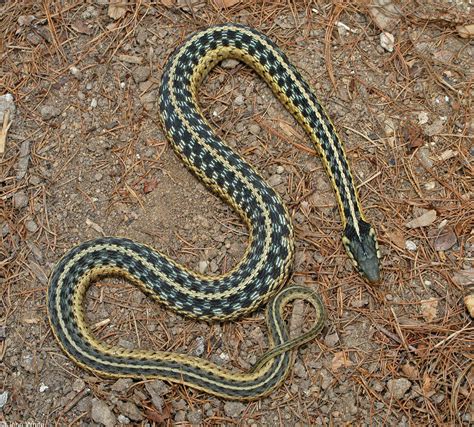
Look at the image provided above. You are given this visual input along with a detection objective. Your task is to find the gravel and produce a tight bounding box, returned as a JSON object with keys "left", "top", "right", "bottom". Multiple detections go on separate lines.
{"left": 116, "top": 401, "right": 144, "bottom": 421}
{"left": 40, "top": 105, "right": 61, "bottom": 120}
{"left": 71, "top": 378, "right": 85, "bottom": 393}
{"left": 13, "top": 191, "right": 28, "bottom": 209}
{"left": 25, "top": 219, "right": 38, "bottom": 233}
{"left": 91, "top": 398, "right": 117, "bottom": 427}
{"left": 111, "top": 378, "right": 133, "bottom": 393}
{"left": 132, "top": 65, "right": 151, "bottom": 83}
{"left": 387, "top": 378, "right": 412, "bottom": 399}
{"left": 144, "top": 379, "right": 169, "bottom": 411}
{"left": 223, "top": 401, "right": 246, "bottom": 417}
{"left": 0, "top": 391, "right": 8, "bottom": 410}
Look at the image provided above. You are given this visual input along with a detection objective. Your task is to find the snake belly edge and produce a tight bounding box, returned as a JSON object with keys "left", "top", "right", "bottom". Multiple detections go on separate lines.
{"left": 47, "top": 23, "right": 380, "bottom": 400}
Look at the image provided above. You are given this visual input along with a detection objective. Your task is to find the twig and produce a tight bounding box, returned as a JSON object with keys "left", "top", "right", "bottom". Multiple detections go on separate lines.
{"left": 0, "top": 110, "right": 12, "bottom": 154}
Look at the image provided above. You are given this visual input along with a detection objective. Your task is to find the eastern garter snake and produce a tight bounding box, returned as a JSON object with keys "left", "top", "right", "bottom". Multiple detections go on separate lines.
{"left": 48, "top": 24, "right": 380, "bottom": 400}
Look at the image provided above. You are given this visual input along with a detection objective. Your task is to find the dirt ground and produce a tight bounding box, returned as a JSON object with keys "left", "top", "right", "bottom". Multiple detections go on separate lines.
{"left": 1, "top": 1, "right": 473, "bottom": 425}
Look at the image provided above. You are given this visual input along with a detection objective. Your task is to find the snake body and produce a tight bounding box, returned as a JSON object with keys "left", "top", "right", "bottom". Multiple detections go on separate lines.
{"left": 47, "top": 24, "right": 380, "bottom": 400}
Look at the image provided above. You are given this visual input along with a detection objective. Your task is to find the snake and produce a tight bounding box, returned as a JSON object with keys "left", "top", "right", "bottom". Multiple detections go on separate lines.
{"left": 47, "top": 23, "right": 380, "bottom": 401}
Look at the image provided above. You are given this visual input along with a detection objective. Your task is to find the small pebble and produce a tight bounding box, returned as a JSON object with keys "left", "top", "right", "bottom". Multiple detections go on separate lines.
{"left": 387, "top": 378, "right": 412, "bottom": 399}
{"left": 173, "top": 398, "right": 187, "bottom": 411}
{"left": 293, "top": 361, "right": 306, "bottom": 378}
{"left": 117, "top": 415, "right": 130, "bottom": 424}
{"left": 70, "top": 66, "right": 82, "bottom": 79}
{"left": 90, "top": 98, "right": 98, "bottom": 108}
{"left": 351, "top": 297, "right": 369, "bottom": 308}
{"left": 249, "top": 124, "right": 261, "bottom": 135}
{"left": 16, "top": 140, "right": 31, "bottom": 179}
{"left": 133, "top": 65, "right": 150, "bottom": 83}
{"left": 175, "top": 410, "right": 186, "bottom": 422}
{"left": 145, "top": 379, "right": 169, "bottom": 411}
{"left": 380, "top": 31, "right": 395, "bottom": 52}
{"left": 234, "top": 94, "right": 244, "bottom": 106}
{"left": 81, "top": 5, "right": 97, "bottom": 19}
{"left": 405, "top": 240, "right": 417, "bottom": 251}
{"left": 117, "top": 339, "right": 134, "bottom": 350}
{"left": 25, "top": 219, "right": 38, "bottom": 233}
{"left": 187, "top": 410, "right": 203, "bottom": 425}
{"left": 324, "top": 332, "right": 340, "bottom": 347}
{"left": 72, "top": 378, "right": 85, "bottom": 393}
{"left": 221, "top": 58, "right": 240, "bottom": 69}
{"left": 116, "top": 401, "right": 144, "bottom": 421}
{"left": 40, "top": 105, "right": 61, "bottom": 120}
{"left": 91, "top": 398, "right": 117, "bottom": 427}
{"left": 193, "top": 336, "right": 205, "bottom": 357}
{"left": 30, "top": 175, "right": 42, "bottom": 185}
{"left": 417, "top": 147, "right": 433, "bottom": 169}
{"left": 0, "top": 93, "right": 16, "bottom": 124}
{"left": 198, "top": 260, "right": 208, "bottom": 274}
{"left": 268, "top": 174, "right": 282, "bottom": 186}
{"left": 320, "top": 369, "right": 333, "bottom": 390}
{"left": 111, "top": 378, "right": 133, "bottom": 393}
{"left": 372, "top": 380, "right": 384, "bottom": 392}
{"left": 224, "top": 401, "right": 246, "bottom": 417}
{"left": 0, "top": 391, "right": 8, "bottom": 410}
{"left": 13, "top": 191, "right": 29, "bottom": 209}
{"left": 210, "top": 260, "right": 219, "bottom": 273}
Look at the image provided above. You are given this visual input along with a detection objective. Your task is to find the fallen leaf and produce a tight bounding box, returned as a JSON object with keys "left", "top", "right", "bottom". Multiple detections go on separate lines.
{"left": 405, "top": 210, "right": 436, "bottom": 229}
{"left": 106, "top": 22, "right": 119, "bottom": 31}
{"left": 464, "top": 295, "right": 474, "bottom": 318}
{"left": 212, "top": 0, "right": 240, "bottom": 8}
{"left": 401, "top": 363, "right": 420, "bottom": 380}
{"left": 452, "top": 269, "right": 474, "bottom": 287}
{"left": 108, "top": 0, "right": 128, "bottom": 20}
{"left": 422, "top": 372, "right": 435, "bottom": 397}
{"left": 452, "top": 269, "right": 474, "bottom": 318}
{"left": 368, "top": 0, "right": 402, "bottom": 31}
{"left": 401, "top": 121, "right": 424, "bottom": 149}
{"left": 145, "top": 404, "right": 172, "bottom": 423}
{"left": 456, "top": 24, "right": 474, "bottom": 39}
{"left": 420, "top": 298, "right": 438, "bottom": 322}
{"left": 71, "top": 20, "right": 92, "bottom": 35}
{"left": 86, "top": 218, "right": 105, "bottom": 236}
{"left": 434, "top": 228, "right": 457, "bottom": 251}
{"left": 28, "top": 261, "right": 48, "bottom": 284}
{"left": 331, "top": 351, "right": 352, "bottom": 371}
{"left": 117, "top": 54, "right": 143, "bottom": 64}
{"left": 436, "top": 149, "right": 458, "bottom": 162}
{"left": 386, "top": 229, "right": 405, "bottom": 249}
{"left": 22, "top": 316, "right": 41, "bottom": 324}
{"left": 18, "top": 15, "right": 36, "bottom": 26}
{"left": 279, "top": 121, "right": 304, "bottom": 140}
{"left": 143, "top": 179, "right": 158, "bottom": 194}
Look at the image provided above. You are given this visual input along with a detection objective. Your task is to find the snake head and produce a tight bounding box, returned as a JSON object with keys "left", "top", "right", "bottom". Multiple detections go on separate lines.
{"left": 342, "top": 221, "right": 380, "bottom": 283}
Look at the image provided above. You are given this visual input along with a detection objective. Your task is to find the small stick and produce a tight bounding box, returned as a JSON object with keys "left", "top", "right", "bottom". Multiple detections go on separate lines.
{"left": 0, "top": 110, "right": 12, "bottom": 154}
